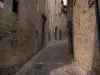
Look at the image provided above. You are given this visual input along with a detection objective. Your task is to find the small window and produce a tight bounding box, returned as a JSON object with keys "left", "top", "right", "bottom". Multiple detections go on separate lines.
{"left": 12, "top": 0, "right": 19, "bottom": 14}
{"left": 61, "top": 0, "right": 67, "bottom": 6}
{"left": 0, "top": 0, "right": 4, "bottom": 3}
{"left": 61, "top": 0, "right": 67, "bottom": 13}
{"left": 0, "top": 0, "right": 4, "bottom": 9}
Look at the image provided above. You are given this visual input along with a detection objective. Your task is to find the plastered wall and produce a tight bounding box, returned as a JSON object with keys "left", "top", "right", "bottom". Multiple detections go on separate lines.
{"left": 73, "top": 0, "right": 99, "bottom": 73}
{"left": 0, "top": 0, "right": 45, "bottom": 74}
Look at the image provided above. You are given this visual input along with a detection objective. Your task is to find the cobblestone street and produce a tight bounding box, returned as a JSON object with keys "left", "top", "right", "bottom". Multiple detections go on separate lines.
{"left": 14, "top": 40, "right": 86, "bottom": 75}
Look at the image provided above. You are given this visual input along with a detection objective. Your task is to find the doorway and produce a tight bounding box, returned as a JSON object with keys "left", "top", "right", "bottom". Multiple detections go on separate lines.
{"left": 42, "top": 24, "right": 45, "bottom": 47}
{"left": 59, "top": 30, "right": 62, "bottom": 40}
{"left": 55, "top": 26, "right": 57, "bottom": 40}
{"left": 41, "top": 14, "right": 47, "bottom": 47}
{"left": 48, "top": 32, "right": 51, "bottom": 41}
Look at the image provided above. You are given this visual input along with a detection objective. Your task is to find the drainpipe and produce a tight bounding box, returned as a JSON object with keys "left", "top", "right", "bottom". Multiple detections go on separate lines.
{"left": 95, "top": 0, "right": 100, "bottom": 49}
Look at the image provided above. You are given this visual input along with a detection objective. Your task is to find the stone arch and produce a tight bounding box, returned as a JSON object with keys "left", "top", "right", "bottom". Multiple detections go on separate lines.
{"left": 55, "top": 26, "right": 57, "bottom": 40}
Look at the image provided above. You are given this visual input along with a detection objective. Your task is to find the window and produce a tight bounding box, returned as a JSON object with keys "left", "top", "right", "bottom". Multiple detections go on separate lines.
{"left": 0, "top": 0, "right": 4, "bottom": 2}
{"left": 63, "top": 0, "right": 67, "bottom": 6}
{"left": 12, "top": 0, "right": 19, "bottom": 14}
{"left": 61, "top": 0, "right": 67, "bottom": 14}
{"left": 0, "top": 0, "right": 4, "bottom": 9}
{"left": 42, "top": 13, "right": 47, "bottom": 22}
{"left": 61, "top": 0, "right": 67, "bottom": 6}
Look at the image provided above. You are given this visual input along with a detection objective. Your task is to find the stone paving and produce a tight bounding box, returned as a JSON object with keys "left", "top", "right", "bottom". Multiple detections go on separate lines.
{"left": 14, "top": 40, "right": 86, "bottom": 75}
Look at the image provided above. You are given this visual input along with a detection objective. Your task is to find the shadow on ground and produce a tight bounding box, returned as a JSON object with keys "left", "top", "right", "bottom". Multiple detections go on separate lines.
{"left": 14, "top": 40, "right": 73, "bottom": 75}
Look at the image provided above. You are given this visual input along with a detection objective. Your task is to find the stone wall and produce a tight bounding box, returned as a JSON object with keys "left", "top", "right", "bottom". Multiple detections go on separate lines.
{"left": 45, "top": 0, "right": 68, "bottom": 44}
{"left": 73, "top": 0, "right": 99, "bottom": 73}
{"left": 0, "top": 0, "right": 45, "bottom": 75}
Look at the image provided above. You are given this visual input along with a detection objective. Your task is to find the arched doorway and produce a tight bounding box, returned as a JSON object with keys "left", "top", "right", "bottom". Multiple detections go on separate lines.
{"left": 41, "top": 13, "right": 47, "bottom": 47}
{"left": 36, "top": 30, "right": 39, "bottom": 52}
{"left": 55, "top": 26, "right": 57, "bottom": 40}
{"left": 59, "top": 30, "right": 62, "bottom": 40}
{"left": 42, "top": 24, "right": 45, "bottom": 47}
{"left": 48, "top": 32, "right": 51, "bottom": 41}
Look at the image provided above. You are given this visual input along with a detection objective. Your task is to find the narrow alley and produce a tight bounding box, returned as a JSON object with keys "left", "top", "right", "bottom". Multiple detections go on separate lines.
{"left": 14, "top": 40, "right": 86, "bottom": 75}
{"left": 14, "top": 40, "right": 73, "bottom": 75}
{"left": 0, "top": 0, "right": 100, "bottom": 75}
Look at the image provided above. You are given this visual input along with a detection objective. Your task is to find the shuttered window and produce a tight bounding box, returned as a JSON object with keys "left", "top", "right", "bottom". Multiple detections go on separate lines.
{"left": 12, "top": 0, "right": 19, "bottom": 14}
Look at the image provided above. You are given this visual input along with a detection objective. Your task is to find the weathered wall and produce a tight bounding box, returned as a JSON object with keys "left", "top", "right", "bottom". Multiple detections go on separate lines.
{"left": 73, "top": 0, "right": 99, "bottom": 73}
{"left": 0, "top": 0, "right": 45, "bottom": 75}
{"left": 45, "top": 0, "right": 68, "bottom": 44}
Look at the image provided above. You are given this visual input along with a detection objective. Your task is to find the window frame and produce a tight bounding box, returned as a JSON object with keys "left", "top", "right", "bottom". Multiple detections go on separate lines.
{"left": 12, "top": 0, "right": 19, "bottom": 14}
{"left": 0, "top": 0, "right": 4, "bottom": 9}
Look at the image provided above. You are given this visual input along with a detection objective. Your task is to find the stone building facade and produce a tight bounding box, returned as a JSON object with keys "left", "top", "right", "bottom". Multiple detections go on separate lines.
{"left": 1, "top": 0, "right": 100, "bottom": 75}
{"left": 72, "top": 0, "right": 100, "bottom": 74}
{"left": 0, "top": 0, "right": 46, "bottom": 75}
{"left": 45, "top": 0, "right": 68, "bottom": 44}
